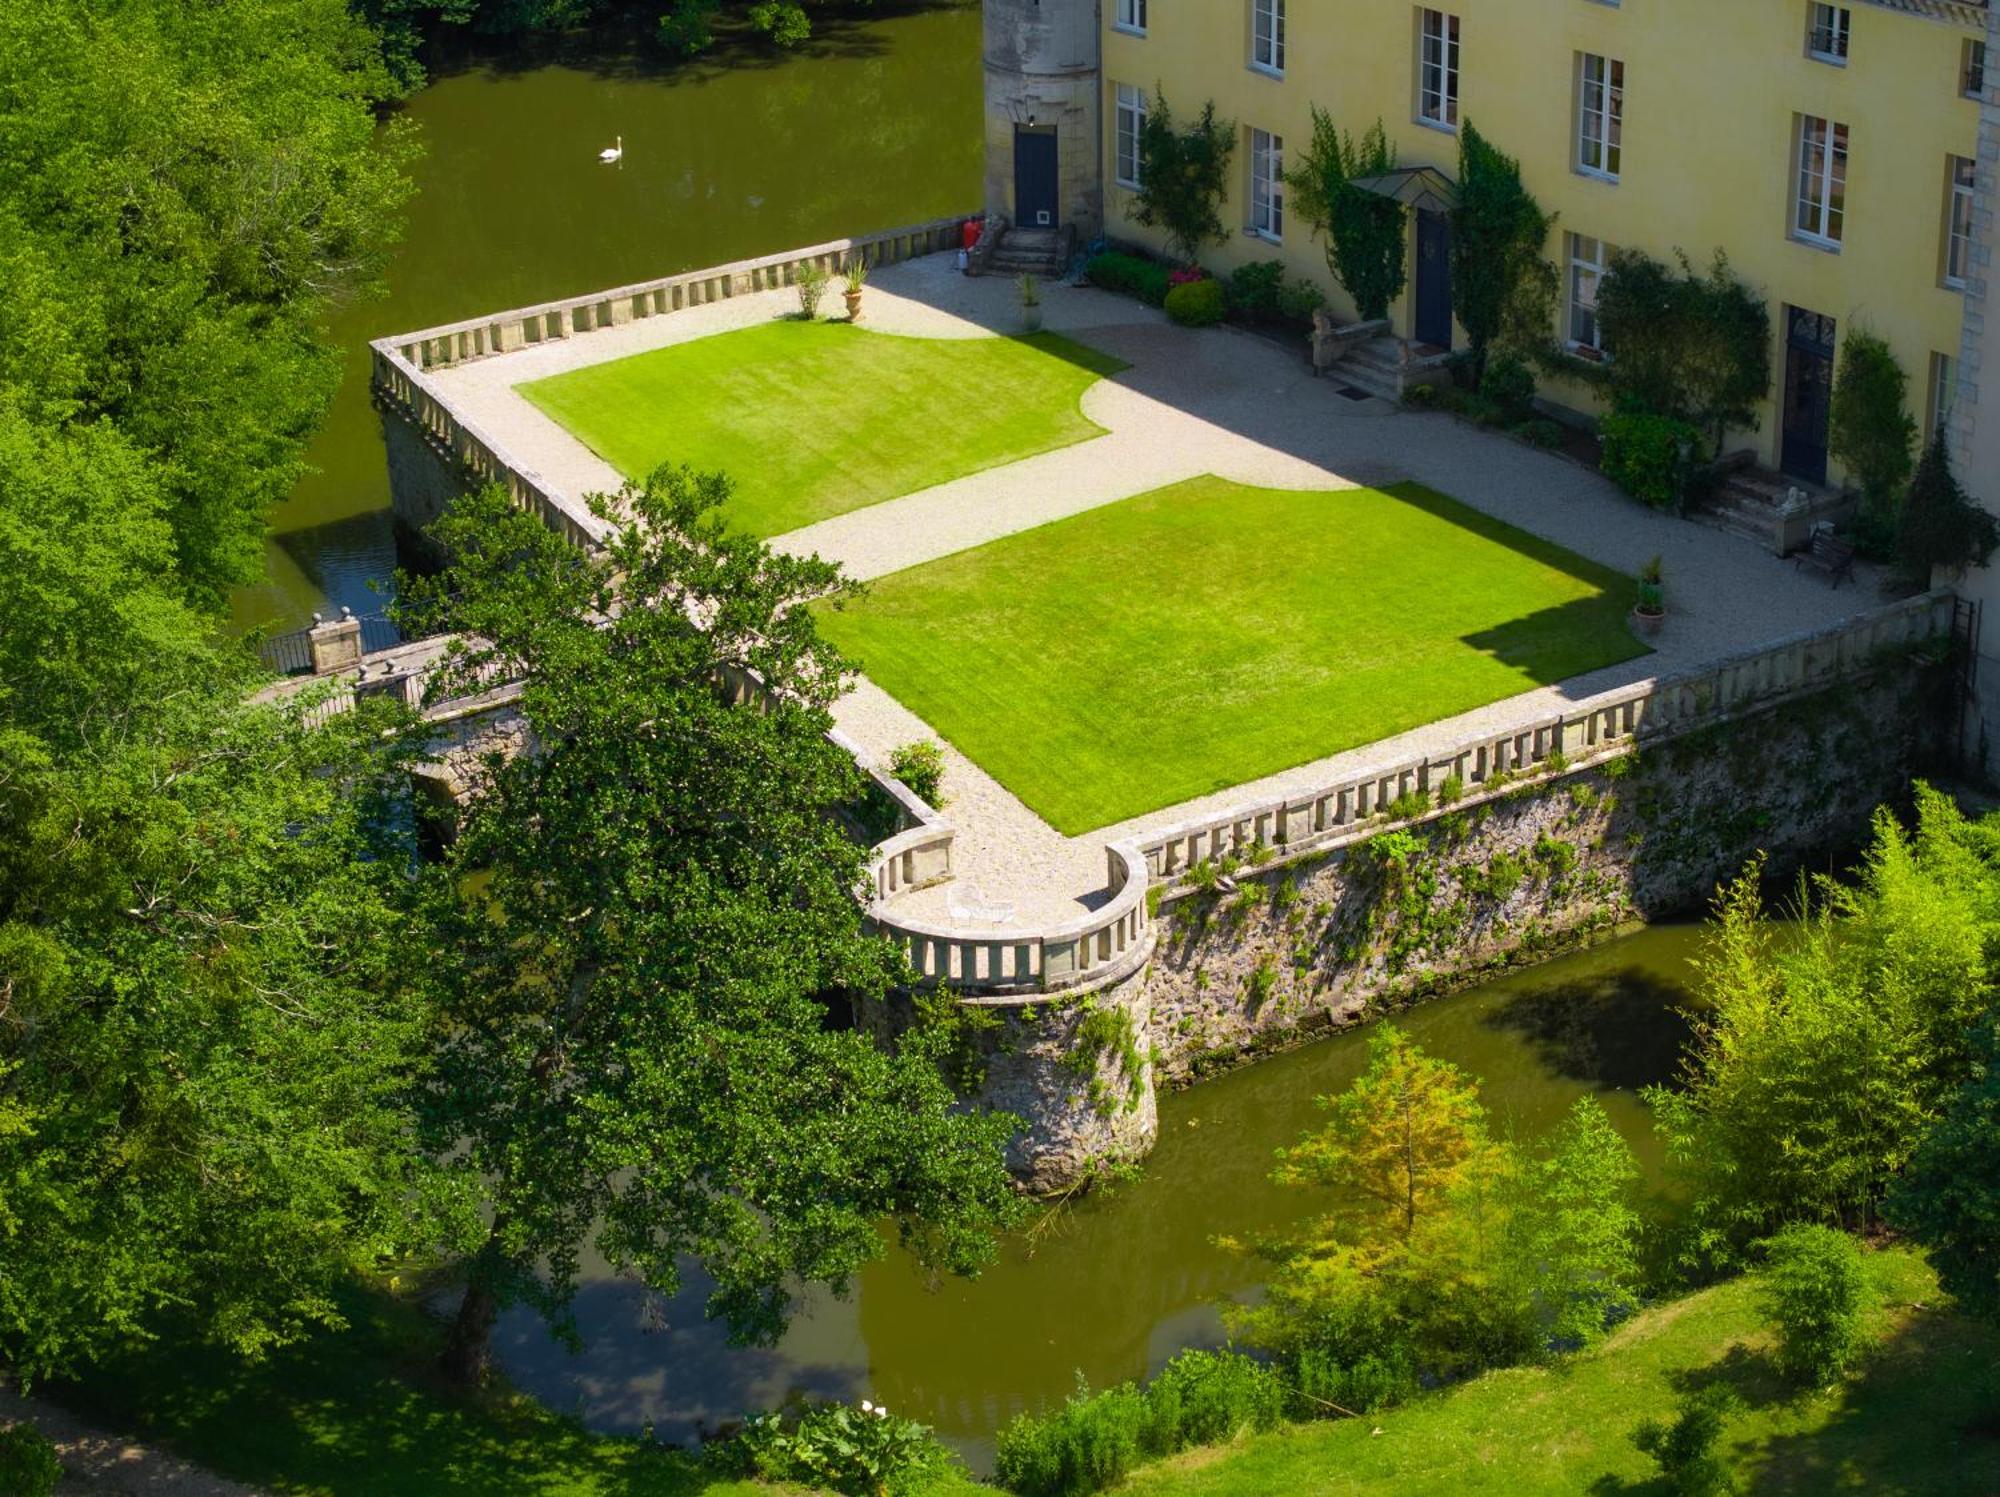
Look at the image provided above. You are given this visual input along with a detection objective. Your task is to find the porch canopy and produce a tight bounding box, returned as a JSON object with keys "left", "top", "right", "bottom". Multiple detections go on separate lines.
{"left": 1347, "top": 165, "right": 1459, "bottom": 215}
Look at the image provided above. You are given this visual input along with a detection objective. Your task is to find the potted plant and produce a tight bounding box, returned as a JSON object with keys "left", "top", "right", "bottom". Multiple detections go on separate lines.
{"left": 1019, "top": 273, "right": 1042, "bottom": 333}
{"left": 843, "top": 258, "right": 868, "bottom": 321}
{"left": 1632, "top": 554, "right": 1666, "bottom": 637}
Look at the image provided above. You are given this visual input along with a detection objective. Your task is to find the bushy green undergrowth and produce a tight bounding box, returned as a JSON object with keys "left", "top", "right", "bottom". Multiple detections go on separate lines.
{"left": 1163, "top": 279, "right": 1225, "bottom": 328}
{"left": 710, "top": 1400, "right": 963, "bottom": 1495}
{"left": 994, "top": 1351, "right": 1284, "bottom": 1497}
{"left": 1085, "top": 251, "right": 1170, "bottom": 306}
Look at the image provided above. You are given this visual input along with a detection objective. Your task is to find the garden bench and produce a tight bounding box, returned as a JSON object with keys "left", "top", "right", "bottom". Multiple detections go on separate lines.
{"left": 1792, "top": 529, "right": 1855, "bottom": 589}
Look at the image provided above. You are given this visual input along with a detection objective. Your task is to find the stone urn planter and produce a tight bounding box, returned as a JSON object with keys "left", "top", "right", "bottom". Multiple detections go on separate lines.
{"left": 1019, "top": 273, "right": 1043, "bottom": 332}
{"left": 843, "top": 287, "right": 864, "bottom": 321}
{"left": 1630, "top": 555, "right": 1666, "bottom": 638}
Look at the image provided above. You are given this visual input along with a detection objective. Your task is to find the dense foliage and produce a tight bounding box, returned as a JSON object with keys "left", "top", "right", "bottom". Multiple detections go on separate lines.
{"left": 1592, "top": 249, "right": 1771, "bottom": 456}
{"left": 396, "top": 474, "right": 1022, "bottom": 1381}
{"left": 1633, "top": 1385, "right": 1738, "bottom": 1497}
{"left": 1897, "top": 426, "right": 2000, "bottom": 585}
{"left": 1888, "top": 1017, "right": 2000, "bottom": 1330}
{"left": 1758, "top": 1223, "right": 1867, "bottom": 1385}
{"left": 1652, "top": 788, "right": 2000, "bottom": 1267}
{"left": 1133, "top": 93, "right": 1237, "bottom": 265}
{"left": 715, "top": 1398, "right": 960, "bottom": 1495}
{"left": 1286, "top": 112, "right": 1406, "bottom": 322}
{"left": 0, "top": 0, "right": 414, "bottom": 604}
{"left": 1449, "top": 123, "right": 1553, "bottom": 386}
{"left": 1164, "top": 278, "right": 1226, "bottom": 327}
{"left": 1226, "top": 1028, "right": 1641, "bottom": 1400}
{"left": 0, "top": 0, "right": 456, "bottom": 1384}
{"left": 1599, "top": 410, "right": 1704, "bottom": 511}
{"left": 1829, "top": 330, "right": 1917, "bottom": 515}
{"left": 360, "top": 0, "right": 886, "bottom": 88}
{"left": 1085, "top": 252, "right": 1171, "bottom": 307}
{"left": 994, "top": 1352, "right": 1285, "bottom": 1497}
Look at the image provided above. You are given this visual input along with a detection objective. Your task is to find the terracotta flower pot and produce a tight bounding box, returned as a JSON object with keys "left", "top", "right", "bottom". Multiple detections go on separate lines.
{"left": 844, "top": 288, "right": 863, "bottom": 321}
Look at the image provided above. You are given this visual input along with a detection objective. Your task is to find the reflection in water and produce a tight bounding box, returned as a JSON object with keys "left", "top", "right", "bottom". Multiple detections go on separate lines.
{"left": 491, "top": 923, "right": 1709, "bottom": 1464}
{"left": 230, "top": 6, "right": 983, "bottom": 634}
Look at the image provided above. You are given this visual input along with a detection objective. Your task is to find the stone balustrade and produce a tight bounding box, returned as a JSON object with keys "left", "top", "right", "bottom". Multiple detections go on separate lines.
{"left": 1135, "top": 588, "right": 1956, "bottom": 888}
{"left": 370, "top": 215, "right": 972, "bottom": 552}
{"left": 869, "top": 841, "right": 1154, "bottom": 999}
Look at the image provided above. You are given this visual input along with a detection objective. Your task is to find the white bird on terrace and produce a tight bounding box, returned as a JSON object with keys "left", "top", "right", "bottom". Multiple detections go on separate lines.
{"left": 598, "top": 135, "right": 623, "bottom": 164}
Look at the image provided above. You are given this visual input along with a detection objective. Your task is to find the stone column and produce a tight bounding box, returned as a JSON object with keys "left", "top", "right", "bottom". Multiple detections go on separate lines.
{"left": 307, "top": 608, "right": 364, "bottom": 675}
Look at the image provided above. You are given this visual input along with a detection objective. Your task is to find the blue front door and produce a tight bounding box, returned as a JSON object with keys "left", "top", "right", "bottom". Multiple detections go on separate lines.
{"left": 1415, "top": 209, "right": 1452, "bottom": 349}
{"left": 1014, "top": 128, "right": 1059, "bottom": 229}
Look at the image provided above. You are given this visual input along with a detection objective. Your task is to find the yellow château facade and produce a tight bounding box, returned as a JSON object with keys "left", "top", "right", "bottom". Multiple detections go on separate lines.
{"left": 1092, "top": 0, "right": 1989, "bottom": 486}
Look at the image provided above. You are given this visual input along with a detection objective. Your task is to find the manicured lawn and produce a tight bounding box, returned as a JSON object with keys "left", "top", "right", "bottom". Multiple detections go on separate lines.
{"left": 517, "top": 320, "right": 1126, "bottom": 537}
{"left": 817, "top": 477, "right": 1650, "bottom": 835}
{"left": 1124, "top": 1248, "right": 2000, "bottom": 1496}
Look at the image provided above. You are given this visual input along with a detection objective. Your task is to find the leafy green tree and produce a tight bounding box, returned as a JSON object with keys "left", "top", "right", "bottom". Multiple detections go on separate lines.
{"left": 1593, "top": 249, "right": 1771, "bottom": 455}
{"left": 1887, "top": 1018, "right": 2000, "bottom": 1329}
{"left": 0, "top": 405, "right": 455, "bottom": 1381}
{"left": 0, "top": 0, "right": 416, "bottom": 602}
{"left": 1272, "top": 1025, "right": 1495, "bottom": 1241}
{"left": 1134, "top": 93, "right": 1238, "bottom": 266}
{"left": 1285, "top": 112, "right": 1406, "bottom": 322}
{"left": 1758, "top": 1224, "right": 1867, "bottom": 1385}
{"left": 1829, "top": 329, "right": 1917, "bottom": 515}
{"left": 1634, "top": 1385, "right": 1738, "bottom": 1497}
{"left": 1450, "top": 122, "right": 1553, "bottom": 385}
{"left": 1504, "top": 1097, "right": 1643, "bottom": 1348}
{"left": 396, "top": 473, "right": 1022, "bottom": 1383}
{"left": 1651, "top": 788, "right": 2000, "bottom": 1267}
{"left": 1898, "top": 426, "right": 2000, "bottom": 586}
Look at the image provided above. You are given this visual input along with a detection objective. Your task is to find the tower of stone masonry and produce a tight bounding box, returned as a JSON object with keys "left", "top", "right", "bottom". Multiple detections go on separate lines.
{"left": 982, "top": 0, "right": 1103, "bottom": 240}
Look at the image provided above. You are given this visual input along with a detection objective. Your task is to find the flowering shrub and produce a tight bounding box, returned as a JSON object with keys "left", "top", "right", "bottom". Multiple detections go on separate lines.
{"left": 1167, "top": 267, "right": 1210, "bottom": 288}
{"left": 713, "top": 1399, "right": 956, "bottom": 1497}
{"left": 1164, "top": 279, "right": 1226, "bottom": 328}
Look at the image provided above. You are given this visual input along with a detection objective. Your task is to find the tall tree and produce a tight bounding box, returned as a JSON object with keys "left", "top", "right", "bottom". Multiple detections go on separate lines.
{"left": 1450, "top": 122, "right": 1552, "bottom": 385}
{"left": 1651, "top": 788, "right": 2000, "bottom": 1268}
{"left": 1828, "top": 329, "right": 1917, "bottom": 515}
{"left": 1503, "top": 1097, "right": 1642, "bottom": 1348}
{"left": 0, "top": 404, "right": 455, "bottom": 1381}
{"left": 1134, "top": 93, "right": 1238, "bottom": 266}
{"left": 1887, "top": 1018, "right": 2000, "bottom": 1331}
{"left": 397, "top": 473, "right": 1021, "bottom": 1384}
{"left": 1286, "top": 112, "right": 1406, "bottom": 323}
{"left": 0, "top": 0, "right": 415, "bottom": 602}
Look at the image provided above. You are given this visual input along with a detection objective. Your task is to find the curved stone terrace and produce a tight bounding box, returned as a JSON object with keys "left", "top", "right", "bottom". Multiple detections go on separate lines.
{"left": 412, "top": 248, "right": 1890, "bottom": 936}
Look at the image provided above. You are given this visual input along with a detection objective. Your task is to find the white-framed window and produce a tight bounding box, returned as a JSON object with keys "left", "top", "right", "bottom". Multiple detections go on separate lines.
{"left": 1927, "top": 351, "right": 1957, "bottom": 438}
{"left": 1251, "top": 0, "right": 1285, "bottom": 75}
{"left": 1417, "top": 9, "right": 1460, "bottom": 130}
{"left": 1249, "top": 127, "right": 1284, "bottom": 240}
{"left": 1114, "top": 84, "right": 1147, "bottom": 189}
{"left": 1946, "top": 155, "right": 1976, "bottom": 289}
{"left": 1576, "top": 54, "right": 1623, "bottom": 180}
{"left": 1807, "top": 3, "right": 1850, "bottom": 65}
{"left": 1794, "top": 115, "right": 1848, "bottom": 248}
{"left": 1567, "top": 233, "right": 1612, "bottom": 353}
{"left": 1114, "top": 0, "right": 1147, "bottom": 35}
{"left": 1965, "top": 39, "right": 1988, "bottom": 100}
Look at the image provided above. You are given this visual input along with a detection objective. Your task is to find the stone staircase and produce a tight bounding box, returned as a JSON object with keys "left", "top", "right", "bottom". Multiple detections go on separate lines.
{"left": 1694, "top": 460, "right": 1852, "bottom": 556}
{"left": 1325, "top": 336, "right": 1453, "bottom": 402}
{"left": 980, "top": 224, "right": 1073, "bottom": 279}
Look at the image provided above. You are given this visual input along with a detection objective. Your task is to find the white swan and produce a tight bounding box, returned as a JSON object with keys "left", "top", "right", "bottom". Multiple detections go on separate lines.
{"left": 598, "top": 135, "right": 623, "bottom": 164}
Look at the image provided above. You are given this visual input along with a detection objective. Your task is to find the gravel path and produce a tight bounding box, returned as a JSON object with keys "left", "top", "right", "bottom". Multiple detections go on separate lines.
{"left": 423, "top": 253, "right": 1885, "bottom": 926}
{"left": 0, "top": 1384, "right": 259, "bottom": 1496}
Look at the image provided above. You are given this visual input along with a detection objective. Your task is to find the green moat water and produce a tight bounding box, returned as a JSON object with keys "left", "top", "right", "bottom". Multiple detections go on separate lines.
{"left": 488, "top": 923, "right": 1709, "bottom": 1464}
{"left": 229, "top": 5, "right": 983, "bottom": 635}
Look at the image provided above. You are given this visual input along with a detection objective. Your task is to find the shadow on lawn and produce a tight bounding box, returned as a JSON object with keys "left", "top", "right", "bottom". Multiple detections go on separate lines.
{"left": 47, "top": 1284, "right": 768, "bottom": 1497}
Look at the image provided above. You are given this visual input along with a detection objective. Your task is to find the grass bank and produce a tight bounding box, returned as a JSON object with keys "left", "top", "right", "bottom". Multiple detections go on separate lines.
{"left": 517, "top": 320, "right": 1125, "bottom": 538}
{"left": 819, "top": 476, "right": 1648, "bottom": 833}
{"left": 1121, "top": 1247, "right": 2000, "bottom": 1496}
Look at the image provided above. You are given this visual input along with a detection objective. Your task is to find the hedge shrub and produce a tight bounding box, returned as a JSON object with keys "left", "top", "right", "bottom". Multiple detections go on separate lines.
{"left": 1759, "top": 1224, "right": 1867, "bottom": 1386}
{"left": 1085, "top": 251, "right": 1171, "bottom": 307}
{"left": 0, "top": 1425, "right": 61, "bottom": 1497}
{"left": 1164, "top": 278, "right": 1226, "bottom": 328}
{"left": 1599, "top": 410, "right": 1701, "bottom": 511}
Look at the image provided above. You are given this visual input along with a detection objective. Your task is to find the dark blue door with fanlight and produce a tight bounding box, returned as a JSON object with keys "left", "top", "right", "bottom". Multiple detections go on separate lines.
{"left": 1014, "top": 128, "right": 1058, "bottom": 229}
{"left": 1415, "top": 209, "right": 1452, "bottom": 350}
{"left": 1782, "top": 307, "right": 1836, "bottom": 486}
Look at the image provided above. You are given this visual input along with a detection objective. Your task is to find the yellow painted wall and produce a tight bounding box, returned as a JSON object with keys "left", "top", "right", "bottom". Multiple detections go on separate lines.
{"left": 1102, "top": 0, "right": 1983, "bottom": 478}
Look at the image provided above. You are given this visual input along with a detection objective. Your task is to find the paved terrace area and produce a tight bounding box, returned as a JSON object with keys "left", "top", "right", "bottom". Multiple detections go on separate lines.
{"left": 425, "top": 253, "right": 1886, "bottom": 925}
